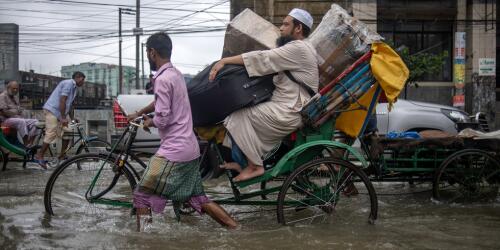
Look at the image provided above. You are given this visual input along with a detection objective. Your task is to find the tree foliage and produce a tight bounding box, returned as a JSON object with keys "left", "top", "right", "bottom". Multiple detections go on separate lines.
{"left": 396, "top": 46, "right": 449, "bottom": 86}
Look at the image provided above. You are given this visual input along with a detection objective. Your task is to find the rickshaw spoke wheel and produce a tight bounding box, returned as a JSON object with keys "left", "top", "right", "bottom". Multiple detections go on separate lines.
{"left": 433, "top": 149, "right": 500, "bottom": 203}
{"left": 277, "top": 157, "right": 377, "bottom": 226}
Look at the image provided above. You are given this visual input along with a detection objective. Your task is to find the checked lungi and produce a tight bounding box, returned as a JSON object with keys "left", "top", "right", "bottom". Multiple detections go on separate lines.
{"left": 133, "top": 155, "right": 210, "bottom": 217}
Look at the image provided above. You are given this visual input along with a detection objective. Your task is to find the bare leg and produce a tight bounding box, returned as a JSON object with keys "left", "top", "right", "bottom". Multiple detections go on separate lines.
{"left": 220, "top": 162, "right": 243, "bottom": 172}
{"left": 59, "top": 139, "right": 69, "bottom": 159}
{"left": 135, "top": 207, "right": 152, "bottom": 232}
{"left": 233, "top": 158, "right": 265, "bottom": 182}
{"left": 35, "top": 143, "right": 50, "bottom": 160}
{"left": 201, "top": 202, "right": 238, "bottom": 229}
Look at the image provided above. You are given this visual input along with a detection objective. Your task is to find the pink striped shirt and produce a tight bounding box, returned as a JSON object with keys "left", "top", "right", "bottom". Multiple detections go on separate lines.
{"left": 152, "top": 62, "right": 200, "bottom": 162}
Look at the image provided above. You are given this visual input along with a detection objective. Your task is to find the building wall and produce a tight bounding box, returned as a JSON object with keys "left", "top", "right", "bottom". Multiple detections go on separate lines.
{"left": 0, "top": 23, "right": 19, "bottom": 85}
{"left": 230, "top": 0, "right": 497, "bottom": 129}
{"left": 230, "top": 0, "right": 351, "bottom": 28}
{"left": 463, "top": 0, "right": 497, "bottom": 128}
{"left": 353, "top": 0, "right": 377, "bottom": 31}
{"left": 61, "top": 63, "right": 136, "bottom": 97}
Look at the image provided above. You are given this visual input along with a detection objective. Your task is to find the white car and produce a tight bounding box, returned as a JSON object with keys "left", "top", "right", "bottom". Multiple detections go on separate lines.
{"left": 376, "top": 99, "right": 488, "bottom": 135}
{"left": 114, "top": 95, "right": 487, "bottom": 178}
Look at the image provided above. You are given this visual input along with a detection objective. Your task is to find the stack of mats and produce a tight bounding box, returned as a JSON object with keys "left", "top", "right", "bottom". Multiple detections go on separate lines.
{"left": 301, "top": 51, "right": 374, "bottom": 127}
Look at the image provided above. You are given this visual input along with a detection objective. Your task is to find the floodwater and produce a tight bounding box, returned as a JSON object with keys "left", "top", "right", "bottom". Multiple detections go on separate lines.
{"left": 1, "top": 162, "right": 500, "bottom": 250}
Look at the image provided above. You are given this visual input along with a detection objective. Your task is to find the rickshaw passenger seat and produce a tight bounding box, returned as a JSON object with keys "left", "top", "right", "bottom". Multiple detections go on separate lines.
{"left": 1, "top": 126, "right": 16, "bottom": 136}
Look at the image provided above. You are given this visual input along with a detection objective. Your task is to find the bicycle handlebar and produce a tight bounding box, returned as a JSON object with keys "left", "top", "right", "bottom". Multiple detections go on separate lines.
{"left": 129, "top": 112, "right": 155, "bottom": 127}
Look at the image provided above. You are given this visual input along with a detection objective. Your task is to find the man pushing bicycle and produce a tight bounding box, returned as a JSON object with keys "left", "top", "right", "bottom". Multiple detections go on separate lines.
{"left": 128, "top": 32, "right": 237, "bottom": 231}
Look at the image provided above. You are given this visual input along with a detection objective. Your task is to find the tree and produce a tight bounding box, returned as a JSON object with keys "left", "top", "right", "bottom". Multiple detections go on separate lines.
{"left": 394, "top": 45, "right": 449, "bottom": 98}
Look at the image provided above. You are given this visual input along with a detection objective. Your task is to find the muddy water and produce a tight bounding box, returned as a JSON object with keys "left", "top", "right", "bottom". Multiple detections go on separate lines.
{"left": 1, "top": 163, "right": 500, "bottom": 249}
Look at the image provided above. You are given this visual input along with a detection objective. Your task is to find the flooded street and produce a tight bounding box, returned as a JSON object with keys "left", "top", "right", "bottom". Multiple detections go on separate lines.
{"left": 1, "top": 163, "right": 500, "bottom": 250}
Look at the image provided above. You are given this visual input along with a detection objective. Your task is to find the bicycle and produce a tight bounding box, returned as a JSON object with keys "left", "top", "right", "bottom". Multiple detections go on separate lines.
{"left": 43, "top": 115, "right": 219, "bottom": 217}
{"left": 1, "top": 120, "right": 110, "bottom": 170}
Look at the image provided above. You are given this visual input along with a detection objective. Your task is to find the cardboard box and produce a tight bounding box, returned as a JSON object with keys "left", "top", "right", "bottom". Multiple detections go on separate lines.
{"left": 222, "top": 9, "right": 280, "bottom": 57}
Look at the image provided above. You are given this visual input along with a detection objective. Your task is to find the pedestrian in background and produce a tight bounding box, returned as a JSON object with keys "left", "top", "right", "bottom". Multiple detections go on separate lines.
{"left": 34, "top": 71, "right": 85, "bottom": 168}
{"left": 0, "top": 80, "right": 40, "bottom": 147}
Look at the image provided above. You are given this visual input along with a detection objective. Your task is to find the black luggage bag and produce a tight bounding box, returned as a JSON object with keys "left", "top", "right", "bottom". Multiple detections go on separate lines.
{"left": 187, "top": 63, "right": 275, "bottom": 127}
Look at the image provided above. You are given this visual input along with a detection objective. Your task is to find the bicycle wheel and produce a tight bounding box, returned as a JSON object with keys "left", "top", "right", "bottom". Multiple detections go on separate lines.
{"left": 433, "top": 149, "right": 500, "bottom": 203}
{"left": 277, "top": 157, "right": 377, "bottom": 226}
{"left": 76, "top": 139, "right": 111, "bottom": 155}
{"left": 44, "top": 153, "right": 137, "bottom": 218}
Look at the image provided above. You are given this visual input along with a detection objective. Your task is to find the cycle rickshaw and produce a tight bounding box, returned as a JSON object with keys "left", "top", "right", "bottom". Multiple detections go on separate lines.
{"left": 44, "top": 43, "right": 500, "bottom": 226}
{"left": 0, "top": 121, "right": 110, "bottom": 170}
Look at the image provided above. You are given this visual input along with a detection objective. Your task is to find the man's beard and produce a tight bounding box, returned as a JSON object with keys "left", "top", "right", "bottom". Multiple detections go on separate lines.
{"left": 148, "top": 58, "right": 157, "bottom": 71}
{"left": 276, "top": 35, "right": 295, "bottom": 47}
{"left": 7, "top": 90, "right": 17, "bottom": 97}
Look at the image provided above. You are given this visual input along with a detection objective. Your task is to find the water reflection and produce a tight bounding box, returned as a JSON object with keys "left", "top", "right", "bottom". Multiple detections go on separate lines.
{"left": 0, "top": 165, "right": 500, "bottom": 249}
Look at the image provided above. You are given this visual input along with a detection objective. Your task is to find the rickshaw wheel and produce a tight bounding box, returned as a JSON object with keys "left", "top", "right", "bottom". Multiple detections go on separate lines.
{"left": 433, "top": 149, "right": 500, "bottom": 203}
{"left": 276, "top": 157, "right": 377, "bottom": 226}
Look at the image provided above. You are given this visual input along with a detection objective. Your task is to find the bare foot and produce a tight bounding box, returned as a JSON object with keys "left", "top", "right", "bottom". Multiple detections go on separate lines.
{"left": 220, "top": 162, "right": 242, "bottom": 172}
{"left": 33, "top": 155, "right": 48, "bottom": 169}
{"left": 136, "top": 207, "right": 152, "bottom": 232}
{"left": 233, "top": 165, "right": 265, "bottom": 182}
{"left": 201, "top": 202, "right": 238, "bottom": 229}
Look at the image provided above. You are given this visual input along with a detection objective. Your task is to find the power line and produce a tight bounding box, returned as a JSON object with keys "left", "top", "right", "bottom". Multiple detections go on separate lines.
{"left": 42, "top": 0, "right": 229, "bottom": 14}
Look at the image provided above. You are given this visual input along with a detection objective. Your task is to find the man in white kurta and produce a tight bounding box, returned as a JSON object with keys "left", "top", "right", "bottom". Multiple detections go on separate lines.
{"left": 209, "top": 8, "right": 319, "bottom": 181}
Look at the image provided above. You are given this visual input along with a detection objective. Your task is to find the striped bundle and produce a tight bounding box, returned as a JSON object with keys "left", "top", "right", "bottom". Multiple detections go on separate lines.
{"left": 301, "top": 51, "right": 374, "bottom": 127}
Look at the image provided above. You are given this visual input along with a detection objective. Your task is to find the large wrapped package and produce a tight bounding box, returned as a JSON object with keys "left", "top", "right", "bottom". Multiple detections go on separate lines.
{"left": 221, "top": 8, "right": 280, "bottom": 57}
{"left": 308, "top": 4, "right": 382, "bottom": 88}
{"left": 187, "top": 64, "right": 274, "bottom": 127}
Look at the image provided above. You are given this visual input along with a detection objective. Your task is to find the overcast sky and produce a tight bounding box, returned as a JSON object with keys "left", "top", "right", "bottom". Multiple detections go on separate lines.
{"left": 0, "top": 0, "right": 230, "bottom": 76}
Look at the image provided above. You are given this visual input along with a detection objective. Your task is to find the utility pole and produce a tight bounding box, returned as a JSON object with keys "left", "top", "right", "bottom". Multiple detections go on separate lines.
{"left": 134, "top": 0, "right": 141, "bottom": 90}
{"left": 118, "top": 8, "right": 134, "bottom": 95}
{"left": 118, "top": 7, "right": 123, "bottom": 95}
{"left": 141, "top": 42, "right": 145, "bottom": 89}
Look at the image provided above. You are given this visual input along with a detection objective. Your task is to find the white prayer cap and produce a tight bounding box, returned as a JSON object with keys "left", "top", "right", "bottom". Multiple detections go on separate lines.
{"left": 288, "top": 8, "right": 313, "bottom": 29}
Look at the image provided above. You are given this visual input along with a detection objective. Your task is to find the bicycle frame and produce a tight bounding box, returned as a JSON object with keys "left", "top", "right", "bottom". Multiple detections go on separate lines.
{"left": 61, "top": 123, "right": 99, "bottom": 154}
{"left": 84, "top": 121, "right": 142, "bottom": 208}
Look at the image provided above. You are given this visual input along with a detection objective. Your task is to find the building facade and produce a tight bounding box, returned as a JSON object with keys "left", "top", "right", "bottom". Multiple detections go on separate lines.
{"left": 61, "top": 62, "right": 136, "bottom": 97}
{"left": 0, "top": 23, "right": 19, "bottom": 84}
{"left": 230, "top": 0, "right": 497, "bottom": 128}
{"left": 18, "top": 70, "right": 107, "bottom": 110}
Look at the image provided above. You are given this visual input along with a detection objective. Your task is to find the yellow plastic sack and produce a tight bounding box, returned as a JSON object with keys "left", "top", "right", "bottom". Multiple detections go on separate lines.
{"left": 335, "top": 42, "right": 409, "bottom": 137}
{"left": 195, "top": 125, "right": 226, "bottom": 144}
{"left": 370, "top": 42, "right": 409, "bottom": 103}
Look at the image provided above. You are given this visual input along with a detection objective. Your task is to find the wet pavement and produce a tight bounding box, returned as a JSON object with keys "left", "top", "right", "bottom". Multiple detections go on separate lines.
{"left": 1, "top": 162, "right": 500, "bottom": 249}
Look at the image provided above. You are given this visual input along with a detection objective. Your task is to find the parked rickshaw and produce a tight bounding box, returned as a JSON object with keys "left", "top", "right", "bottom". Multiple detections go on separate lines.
{"left": 0, "top": 121, "right": 110, "bottom": 170}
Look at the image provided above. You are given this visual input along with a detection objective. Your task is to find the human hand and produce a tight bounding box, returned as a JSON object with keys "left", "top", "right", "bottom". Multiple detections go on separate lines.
{"left": 60, "top": 117, "right": 68, "bottom": 127}
{"left": 127, "top": 111, "right": 140, "bottom": 122}
{"left": 208, "top": 59, "right": 225, "bottom": 82}
{"left": 142, "top": 114, "right": 153, "bottom": 133}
